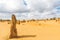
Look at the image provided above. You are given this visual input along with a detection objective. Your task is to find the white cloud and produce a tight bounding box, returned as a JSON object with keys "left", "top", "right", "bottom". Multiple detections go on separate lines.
{"left": 24, "top": 0, "right": 60, "bottom": 19}
{"left": 0, "top": 0, "right": 28, "bottom": 13}
{"left": 0, "top": 0, "right": 60, "bottom": 20}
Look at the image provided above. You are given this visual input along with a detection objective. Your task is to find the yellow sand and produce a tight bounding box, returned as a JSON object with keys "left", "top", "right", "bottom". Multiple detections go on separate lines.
{"left": 0, "top": 20, "right": 60, "bottom": 40}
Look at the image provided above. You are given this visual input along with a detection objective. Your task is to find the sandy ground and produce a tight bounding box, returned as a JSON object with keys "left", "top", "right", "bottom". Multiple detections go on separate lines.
{"left": 0, "top": 20, "right": 60, "bottom": 40}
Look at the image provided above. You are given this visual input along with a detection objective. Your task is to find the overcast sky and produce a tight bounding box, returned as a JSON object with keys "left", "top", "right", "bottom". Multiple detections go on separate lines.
{"left": 0, "top": 0, "right": 60, "bottom": 20}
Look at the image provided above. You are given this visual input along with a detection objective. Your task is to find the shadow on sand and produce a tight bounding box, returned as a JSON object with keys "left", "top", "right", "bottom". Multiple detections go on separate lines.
{"left": 9, "top": 35, "right": 36, "bottom": 39}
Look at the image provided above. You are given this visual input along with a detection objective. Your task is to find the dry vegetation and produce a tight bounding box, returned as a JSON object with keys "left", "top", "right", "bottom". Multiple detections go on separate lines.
{"left": 0, "top": 17, "right": 60, "bottom": 24}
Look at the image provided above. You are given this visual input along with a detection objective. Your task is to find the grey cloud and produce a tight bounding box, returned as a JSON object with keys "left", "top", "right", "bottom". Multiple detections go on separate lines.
{"left": 26, "top": 0, "right": 60, "bottom": 12}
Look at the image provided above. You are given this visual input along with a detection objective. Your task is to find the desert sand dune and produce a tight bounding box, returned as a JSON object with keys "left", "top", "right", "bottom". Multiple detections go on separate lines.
{"left": 0, "top": 19, "right": 60, "bottom": 40}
